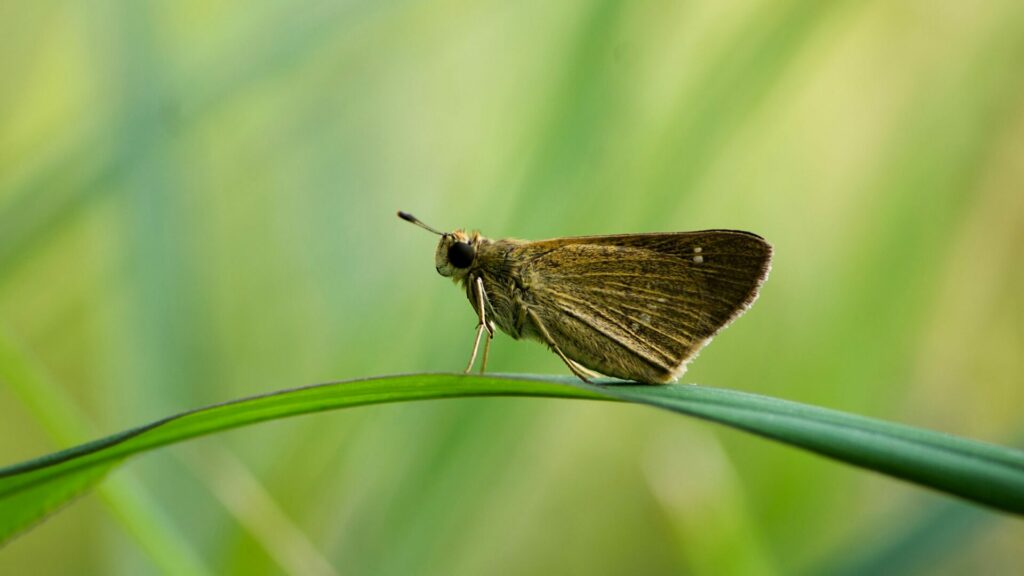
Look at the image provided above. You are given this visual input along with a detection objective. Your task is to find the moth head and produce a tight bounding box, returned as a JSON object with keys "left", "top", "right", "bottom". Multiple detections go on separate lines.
{"left": 397, "top": 211, "right": 476, "bottom": 279}
{"left": 435, "top": 230, "right": 476, "bottom": 278}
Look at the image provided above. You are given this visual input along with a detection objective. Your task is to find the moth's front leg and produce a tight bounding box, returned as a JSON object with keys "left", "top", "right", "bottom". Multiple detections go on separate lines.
{"left": 465, "top": 276, "right": 495, "bottom": 374}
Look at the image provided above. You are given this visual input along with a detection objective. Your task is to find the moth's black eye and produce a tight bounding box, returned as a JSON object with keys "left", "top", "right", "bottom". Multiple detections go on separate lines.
{"left": 447, "top": 242, "right": 475, "bottom": 269}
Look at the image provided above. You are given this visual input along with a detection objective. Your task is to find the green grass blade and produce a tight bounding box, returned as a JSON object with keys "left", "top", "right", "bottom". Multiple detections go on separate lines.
{"left": 0, "top": 460, "right": 118, "bottom": 543}
{"left": 584, "top": 381, "right": 1024, "bottom": 513}
{"left": 0, "top": 374, "right": 603, "bottom": 544}
{"left": 2, "top": 373, "right": 1022, "bottom": 546}
{"left": 0, "top": 329, "right": 214, "bottom": 573}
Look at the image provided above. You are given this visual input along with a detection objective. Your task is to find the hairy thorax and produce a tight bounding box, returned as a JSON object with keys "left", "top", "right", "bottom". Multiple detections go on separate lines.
{"left": 459, "top": 237, "right": 533, "bottom": 339}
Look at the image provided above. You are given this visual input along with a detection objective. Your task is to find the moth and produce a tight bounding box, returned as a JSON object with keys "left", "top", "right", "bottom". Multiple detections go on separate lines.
{"left": 399, "top": 211, "right": 772, "bottom": 384}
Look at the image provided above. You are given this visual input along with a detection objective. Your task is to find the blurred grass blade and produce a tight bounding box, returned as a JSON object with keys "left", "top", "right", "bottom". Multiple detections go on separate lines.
{"left": 2, "top": 373, "right": 1023, "bottom": 546}
{"left": 0, "top": 461, "right": 118, "bottom": 541}
{"left": 0, "top": 374, "right": 603, "bottom": 544}
{"left": 0, "top": 329, "right": 214, "bottom": 573}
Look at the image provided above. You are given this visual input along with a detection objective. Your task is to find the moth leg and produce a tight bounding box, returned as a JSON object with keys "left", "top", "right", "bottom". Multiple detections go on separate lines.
{"left": 526, "top": 308, "right": 592, "bottom": 384}
{"left": 565, "top": 358, "right": 600, "bottom": 380}
{"left": 465, "top": 277, "right": 494, "bottom": 373}
{"left": 465, "top": 323, "right": 486, "bottom": 373}
{"left": 479, "top": 320, "right": 495, "bottom": 374}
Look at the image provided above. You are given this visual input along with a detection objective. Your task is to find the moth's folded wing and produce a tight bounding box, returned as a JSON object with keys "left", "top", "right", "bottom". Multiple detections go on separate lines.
{"left": 521, "top": 232, "right": 771, "bottom": 381}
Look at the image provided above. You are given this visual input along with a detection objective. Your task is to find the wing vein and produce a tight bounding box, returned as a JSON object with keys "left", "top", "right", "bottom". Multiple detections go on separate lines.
{"left": 544, "top": 289, "right": 681, "bottom": 369}
{"left": 581, "top": 283, "right": 708, "bottom": 328}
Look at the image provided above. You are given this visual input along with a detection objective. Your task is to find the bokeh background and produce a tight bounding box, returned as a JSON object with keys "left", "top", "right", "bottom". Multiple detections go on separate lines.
{"left": 2, "top": 1, "right": 1023, "bottom": 574}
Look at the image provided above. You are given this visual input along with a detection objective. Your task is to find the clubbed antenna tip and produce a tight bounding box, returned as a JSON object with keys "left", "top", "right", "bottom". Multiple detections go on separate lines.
{"left": 397, "top": 211, "right": 443, "bottom": 235}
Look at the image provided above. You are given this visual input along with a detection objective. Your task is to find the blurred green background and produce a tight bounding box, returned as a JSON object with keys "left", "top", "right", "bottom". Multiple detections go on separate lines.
{"left": 2, "top": 0, "right": 1023, "bottom": 574}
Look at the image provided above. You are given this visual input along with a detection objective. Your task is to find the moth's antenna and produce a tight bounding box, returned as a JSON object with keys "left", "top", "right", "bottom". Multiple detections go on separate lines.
{"left": 397, "top": 211, "right": 444, "bottom": 236}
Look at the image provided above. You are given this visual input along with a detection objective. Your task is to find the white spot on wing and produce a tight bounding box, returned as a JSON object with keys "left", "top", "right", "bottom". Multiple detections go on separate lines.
{"left": 693, "top": 255, "right": 704, "bottom": 264}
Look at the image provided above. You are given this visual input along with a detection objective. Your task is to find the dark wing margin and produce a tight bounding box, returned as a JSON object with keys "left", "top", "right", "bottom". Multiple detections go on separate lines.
{"left": 520, "top": 231, "right": 772, "bottom": 383}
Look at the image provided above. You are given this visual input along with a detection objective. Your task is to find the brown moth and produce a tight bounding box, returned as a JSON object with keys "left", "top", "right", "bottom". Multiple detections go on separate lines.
{"left": 399, "top": 211, "right": 772, "bottom": 384}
